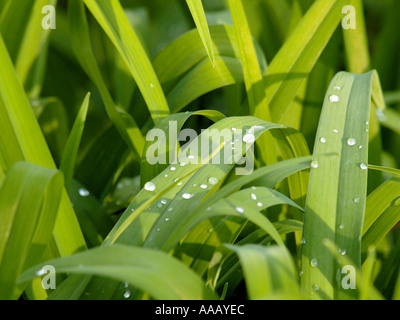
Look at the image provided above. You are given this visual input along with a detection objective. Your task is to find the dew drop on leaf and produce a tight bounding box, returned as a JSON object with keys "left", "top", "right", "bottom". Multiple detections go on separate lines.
{"left": 182, "top": 193, "right": 193, "bottom": 199}
{"left": 360, "top": 163, "right": 368, "bottom": 170}
{"left": 311, "top": 161, "right": 319, "bottom": 169}
{"left": 310, "top": 258, "right": 318, "bottom": 267}
{"left": 329, "top": 95, "right": 340, "bottom": 102}
{"left": 144, "top": 182, "right": 156, "bottom": 192}
{"left": 347, "top": 138, "right": 356, "bottom": 146}
{"left": 78, "top": 188, "right": 90, "bottom": 197}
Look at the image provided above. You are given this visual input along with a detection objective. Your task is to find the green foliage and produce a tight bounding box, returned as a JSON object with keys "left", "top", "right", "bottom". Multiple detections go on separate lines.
{"left": 0, "top": 0, "right": 399, "bottom": 300}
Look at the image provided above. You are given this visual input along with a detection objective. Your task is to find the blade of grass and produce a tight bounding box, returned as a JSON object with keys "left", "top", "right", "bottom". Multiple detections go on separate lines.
{"left": 342, "top": 0, "right": 370, "bottom": 73}
{"left": 226, "top": 244, "right": 300, "bottom": 299}
{"left": 186, "top": 0, "right": 215, "bottom": 67}
{"left": 19, "top": 244, "right": 217, "bottom": 300}
{"left": 0, "top": 162, "right": 63, "bottom": 299}
{"left": 300, "top": 71, "right": 374, "bottom": 300}
{"left": 59, "top": 93, "right": 90, "bottom": 192}
{"left": 68, "top": 0, "right": 144, "bottom": 156}
{"left": 82, "top": 0, "right": 170, "bottom": 124}
{"left": 264, "top": 0, "right": 356, "bottom": 125}
{"left": 0, "top": 34, "right": 86, "bottom": 257}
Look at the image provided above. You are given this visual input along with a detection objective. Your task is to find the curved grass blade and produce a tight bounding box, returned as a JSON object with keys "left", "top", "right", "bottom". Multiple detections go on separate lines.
{"left": 226, "top": 244, "right": 299, "bottom": 299}
{"left": 15, "top": 0, "right": 56, "bottom": 90}
{"left": 82, "top": 0, "right": 170, "bottom": 124}
{"left": 342, "top": 0, "right": 370, "bottom": 73}
{"left": 300, "top": 71, "right": 374, "bottom": 300}
{"left": 227, "top": 0, "right": 271, "bottom": 121}
{"left": 0, "top": 34, "right": 86, "bottom": 257}
{"left": 0, "top": 162, "right": 63, "bottom": 299}
{"left": 323, "top": 239, "right": 383, "bottom": 300}
{"left": 68, "top": 0, "right": 144, "bottom": 156}
{"left": 140, "top": 109, "right": 225, "bottom": 185}
{"left": 106, "top": 117, "right": 309, "bottom": 249}
{"left": 186, "top": 0, "right": 214, "bottom": 67}
{"left": 264, "top": 0, "right": 355, "bottom": 125}
{"left": 59, "top": 92, "right": 90, "bottom": 192}
{"left": 19, "top": 244, "right": 217, "bottom": 300}
{"left": 362, "top": 177, "right": 400, "bottom": 254}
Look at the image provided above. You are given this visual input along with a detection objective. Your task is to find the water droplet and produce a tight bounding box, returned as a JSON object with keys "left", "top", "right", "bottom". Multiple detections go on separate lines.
{"left": 177, "top": 182, "right": 183, "bottom": 186}
{"left": 208, "top": 228, "right": 214, "bottom": 233}
{"left": 358, "top": 145, "right": 363, "bottom": 149}
{"left": 243, "top": 133, "right": 256, "bottom": 144}
{"left": 180, "top": 162, "right": 186, "bottom": 167}
{"left": 236, "top": 207, "right": 244, "bottom": 213}
{"left": 339, "top": 224, "right": 345, "bottom": 230}
{"left": 301, "top": 237, "right": 306, "bottom": 244}
{"left": 78, "top": 188, "right": 90, "bottom": 197}
{"left": 347, "top": 138, "right": 356, "bottom": 146}
{"left": 160, "top": 199, "right": 168, "bottom": 205}
{"left": 333, "top": 129, "right": 339, "bottom": 133}
{"left": 353, "top": 197, "right": 360, "bottom": 203}
{"left": 313, "top": 284, "right": 320, "bottom": 291}
{"left": 365, "top": 128, "right": 369, "bottom": 133}
{"left": 311, "top": 161, "right": 319, "bottom": 169}
{"left": 144, "top": 182, "right": 156, "bottom": 192}
{"left": 393, "top": 197, "right": 400, "bottom": 207}
{"left": 156, "top": 228, "right": 160, "bottom": 231}
{"left": 170, "top": 166, "right": 176, "bottom": 171}
{"left": 251, "top": 193, "right": 257, "bottom": 200}
{"left": 208, "top": 177, "right": 219, "bottom": 185}
{"left": 320, "top": 137, "right": 327, "bottom": 144}
{"left": 165, "top": 217, "right": 170, "bottom": 221}
{"left": 299, "top": 270, "right": 304, "bottom": 277}
{"left": 333, "top": 85, "right": 341, "bottom": 91}
{"left": 329, "top": 95, "right": 340, "bottom": 103}
{"left": 164, "top": 174, "right": 168, "bottom": 178}
{"left": 131, "top": 208, "right": 135, "bottom": 212}
{"left": 200, "top": 184, "right": 207, "bottom": 189}
{"left": 310, "top": 258, "right": 318, "bottom": 268}
{"left": 167, "top": 207, "right": 173, "bottom": 212}
{"left": 232, "top": 127, "right": 237, "bottom": 131}
{"left": 188, "top": 155, "right": 195, "bottom": 160}
{"left": 365, "top": 121, "right": 369, "bottom": 126}
{"left": 375, "top": 109, "right": 386, "bottom": 121}
{"left": 182, "top": 193, "right": 193, "bottom": 199}
{"left": 206, "top": 207, "right": 212, "bottom": 211}
{"left": 257, "top": 202, "right": 263, "bottom": 207}
{"left": 360, "top": 163, "right": 368, "bottom": 170}
{"left": 124, "top": 281, "right": 129, "bottom": 288}
{"left": 339, "top": 248, "right": 347, "bottom": 256}
{"left": 150, "top": 83, "right": 154, "bottom": 88}
{"left": 124, "top": 290, "right": 131, "bottom": 298}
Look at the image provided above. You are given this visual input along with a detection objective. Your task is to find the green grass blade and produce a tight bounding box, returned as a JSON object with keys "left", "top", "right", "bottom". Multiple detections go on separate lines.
{"left": 227, "top": 0, "right": 271, "bottom": 121}
{"left": 59, "top": 93, "right": 90, "bottom": 192}
{"left": 0, "top": 34, "right": 86, "bottom": 257}
{"left": 82, "top": 0, "right": 170, "bottom": 124}
{"left": 186, "top": 0, "right": 215, "bottom": 66}
{"left": 226, "top": 244, "right": 299, "bottom": 299}
{"left": 0, "top": 162, "right": 63, "bottom": 299}
{"left": 300, "top": 71, "right": 374, "bottom": 300}
{"left": 264, "top": 0, "right": 355, "bottom": 125}
{"left": 19, "top": 244, "right": 217, "bottom": 300}
{"left": 68, "top": 0, "right": 144, "bottom": 156}
{"left": 15, "top": 0, "right": 56, "bottom": 88}
{"left": 323, "top": 239, "right": 384, "bottom": 300}
{"left": 342, "top": 0, "right": 370, "bottom": 73}
{"left": 362, "top": 177, "right": 400, "bottom": 254}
